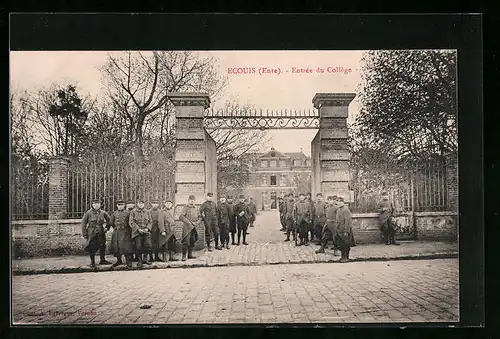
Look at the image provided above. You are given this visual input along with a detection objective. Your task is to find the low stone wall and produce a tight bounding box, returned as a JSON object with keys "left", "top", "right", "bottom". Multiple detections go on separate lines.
{"left": 12, "top": 211, "right": 457, "bottom": 258}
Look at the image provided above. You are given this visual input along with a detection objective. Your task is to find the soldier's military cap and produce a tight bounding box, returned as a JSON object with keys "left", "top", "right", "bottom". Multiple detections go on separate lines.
{"left": 316, "top": 193, "right": 323, "bottom": 197}
{"left": 327, "top": 196, "right": 335, "bottom": 200}
{"left": 207, "top": 192, "right": 214, "bottom": 197}
{"left": 127, "top": 200, "right": 135, "bottom": 204}
{"left": 116, "top": 199, "right": 125, "bottom": 204}
{"left": 332, "top": 195, "right": 338, "bottom": 199}
{"left": 227, "top": 195, "right": 233, "bottom": 199}
{"left": 381, "top": 191, "right": 388, "bottom": 196}
{"left": 337, "top": 197, "right": 345, "bottom": 202}
{"left": 239, "top": 194, "right": 245, "bottom": 199}
{"left": 151, "top": 198, "right": 160, "bottom": 203}
{"left": 188, "top": 195, "right": 196, "bottom": 200}
{"left": 136, "top": 198, "right": 145, "bottom": 203}
{"left": 299, "top": 193, "right": 305, "bottom": 196}
{"left": 91, "top": 198, "right": 100, "bottom": 203}
{"left": 164, "top": 198, "right": 173, "bottom": 203}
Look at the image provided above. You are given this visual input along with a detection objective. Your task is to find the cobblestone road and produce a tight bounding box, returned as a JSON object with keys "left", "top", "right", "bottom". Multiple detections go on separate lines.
{"left": 12, "top": 258, "right": 459, "bottom": 324}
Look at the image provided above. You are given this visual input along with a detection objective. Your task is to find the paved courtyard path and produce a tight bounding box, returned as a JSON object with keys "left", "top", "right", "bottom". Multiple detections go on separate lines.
{"left": 12, "top": 258, "right": 459, "bottom": 324}
{"left": 12, "top": 211, "right": 458, "bottom": 275}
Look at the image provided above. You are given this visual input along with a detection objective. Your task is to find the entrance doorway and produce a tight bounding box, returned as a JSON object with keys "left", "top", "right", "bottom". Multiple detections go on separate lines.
{"left": 271, "top": 191, "right": 277, "bottom": 209}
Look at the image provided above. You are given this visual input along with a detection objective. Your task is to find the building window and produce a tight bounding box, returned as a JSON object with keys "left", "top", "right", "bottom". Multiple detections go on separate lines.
{"left": 280, "top": 160, "right": 287, "bottom": 167}
{"left": 261, "top": 160, "right": 268, "bottom": 168}
{"left": 293, "top": 159, "right": 301, "bottom": 166}
{"left": 280, "top": 175, "right": 286, "bottom": 186}
{"left": 262, "top": 176, "right": 267, "bottom": 186}
{"left": 270, "top": 175, "right": 277, "bottom": 186}
{"left": 270, "top": 160, "right": 277, "bottom": 167}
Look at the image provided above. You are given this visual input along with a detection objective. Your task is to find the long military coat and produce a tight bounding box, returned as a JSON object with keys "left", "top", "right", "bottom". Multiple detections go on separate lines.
{"left": 335, "top": 205, "right": 355, "bottom": 248}
{"left": 129, "top": 208, "right": 152, "bottom": 239}
{"left": 217, "top": 202, "right": 230, "bottom": 227}
{"left": 234, "top": 202, "right": 250, "bottom": 228}
{"left": 81, "top": 208, "right": 110, "bottom": 253}
{"left": 226, "top": 202, "right": 237, "bottom": 232}
{"left": 313, "top": 201, "right": 327, "bottom": 225}
{"left": 248, "top": 202, "right": 257, "bottom": 223}
{"left": 283, "top": 200, "right": 296, "bottom": 221}
{"left": 378, "top": 199, "right": 395, "bottom": 230}
{"left": 294, "top": 200, "right": 313, "bottom": 224}
{"left": 158, "top": 207, "right": 176, "bottom": 245}
{"left": 108, "top": 209, "right": 134, "bottom": 255}
{"left": 149, "top": 208, "right": 164, "bottom": 251}
{"left": 179, "top": 204, "right": 200, "bottom": 242}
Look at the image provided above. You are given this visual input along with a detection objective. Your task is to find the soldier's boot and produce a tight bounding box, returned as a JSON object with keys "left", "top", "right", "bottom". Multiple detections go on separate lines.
{"left": 339, "top": 251, "right": 348, "bottom": 263}
{"left": 182, "top": 248, "right": 187, "bottom": 261}
{"left": 304, "top": 232, "right": 309, "bottom": 246}
{"left": 236, "top": 230, "right": 241, "bottom": 245}
{"left": 346, "top": 248, "right": 351, "bottom": 261}
{"left": 225, "top": 241, "right": 230, "bottom": 249}
{"left": 207, "top": 239, "right": 213, "bottom": 252}
{"left": 333, "top": 249, "right": 340, "bottom": 256}
{"left": 315, "top": 244, "right": 326, "bottom": 254}
{"left": 136, "top": 251, "right": 143, "bottom": 268}
{"left": 285, "top": 231, "right": 290, "bottom": 242}
{"left": 112, "top": 255, "right": 123, "bottom": 267}
{"left": 169, "top": 251, "right": 179, "bottom": 261}
{"left": 242, "top": 232, "right": 248, "bottom": 245}
{"left": 390, "top": 234, "right": 400, "bottom": 246}
{"left": 384, "top": 233, "right": 390, "bottom": 245}
{"left": 148, "top": 252, "right": 154, "bottom": 262}
{"left": 154, "top": 251, "right": 161, "bottom": 261}
{"left": 89, "top": 254, "right": 96, "bottom": 268}
{"left": 142, "top": 253, "right": 152, "bottom": 265}
{"left": 99, "top": 248, "right": 111, "bottom": 265}
{"left": 293, "top": 231, "right": 297, "bottom": 242}
{"left": 215, "top": 237, "right": 222, "bottom": 250}
{"left": 188, "top": 248, "right": 196, "bottom": 259}
{"left": 125, "top": 255, "right": 132, "bottom": 268}
{"left": 231, "top": 232, "right": 236, "bottom": 245}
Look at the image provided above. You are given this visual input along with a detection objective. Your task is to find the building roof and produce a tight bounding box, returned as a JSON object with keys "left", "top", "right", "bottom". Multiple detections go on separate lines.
{"left": 243, "top": 148, "right": 310, "bottom": 160}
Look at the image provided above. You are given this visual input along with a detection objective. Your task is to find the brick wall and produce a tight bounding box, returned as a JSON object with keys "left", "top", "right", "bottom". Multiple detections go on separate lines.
{"left": 48, "top": 157, "right": 70, "bottom": 220}
{"left": 446, "top": 152, "right": 458, "bottom": 211}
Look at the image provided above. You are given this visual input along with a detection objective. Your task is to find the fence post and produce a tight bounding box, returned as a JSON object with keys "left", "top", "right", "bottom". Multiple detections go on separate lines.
{"left": 445, "top": 152, "right": 458, "bottom": 212}
{"left": 48, "top": 156, "right": 70, "bottom": 220}
{"left": 410, "top": 172, "right": 418, "bottom": 240}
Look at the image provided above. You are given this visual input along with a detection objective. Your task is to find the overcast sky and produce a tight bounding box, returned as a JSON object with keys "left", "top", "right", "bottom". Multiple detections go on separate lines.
{"left": 10, "top": 50, "right": 365, "bottom": 156}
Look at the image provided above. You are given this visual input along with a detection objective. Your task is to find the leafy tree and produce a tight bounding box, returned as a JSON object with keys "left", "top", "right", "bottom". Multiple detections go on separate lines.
{"left": 355, "top": 50, "right": 457, "bottom": 163}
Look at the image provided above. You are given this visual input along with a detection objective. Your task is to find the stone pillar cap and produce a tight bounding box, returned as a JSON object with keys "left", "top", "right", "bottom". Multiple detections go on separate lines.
{"left": 312, "top": 93, "right": 355, "bottom": 108}
{"left": 168, "top": 92, "right": 211, "bottom": 108}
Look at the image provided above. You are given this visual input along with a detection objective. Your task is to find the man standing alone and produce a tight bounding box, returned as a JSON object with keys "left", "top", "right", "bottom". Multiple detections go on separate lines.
{"left": 378, "top": 192, "right": 400, "bottom": 246}
{"left": 248, "top": 197, "right": 257, "bottom": 228}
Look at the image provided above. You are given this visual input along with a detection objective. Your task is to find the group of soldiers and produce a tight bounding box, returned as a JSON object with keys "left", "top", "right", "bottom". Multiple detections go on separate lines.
{"left": 80, "top": 193, "right": 258, "bottom": 268}
{"left": 277, "top": 191, "right": 399, "bottom": 263}
{"left": 278, "top": 192, "right": 355, "bottom": 262}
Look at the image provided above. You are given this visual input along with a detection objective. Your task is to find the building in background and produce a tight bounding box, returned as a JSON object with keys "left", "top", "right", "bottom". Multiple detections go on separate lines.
{"left": 241, "top": 148, "right": 312, "bottom": 211}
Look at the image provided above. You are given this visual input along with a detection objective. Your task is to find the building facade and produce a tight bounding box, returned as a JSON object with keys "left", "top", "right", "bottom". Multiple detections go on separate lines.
{"left": 241, "top": 148, "right": 312, "bottom": 211}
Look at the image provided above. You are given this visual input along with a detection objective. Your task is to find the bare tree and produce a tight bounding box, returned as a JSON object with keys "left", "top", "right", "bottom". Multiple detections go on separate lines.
{"left": 100, "top": 51, "right": 228, "bottom": 169}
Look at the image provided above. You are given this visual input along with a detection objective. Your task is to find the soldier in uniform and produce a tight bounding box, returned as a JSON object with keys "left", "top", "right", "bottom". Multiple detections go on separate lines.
{"left": 226, "top": 196, "right": 237, "bottom": 245}
{"left": 248, "top": 197, "right": 257, "bottom": 228}
{"left": 294, "top": 193, "right": 313, "bottom": 246}
{"left": 378, "top": 192, "right": 400, "bottom": 246}
{"left": 217, "top": 196, "right": 231, "bottom": 249}
{"left": 306, "top": 192, "right": 314, "bottom": 242}
{"left": 335, "top": 197, "right": 355, "bottom": 262}
{"left": 315, "top": 196, "right": 339, "bottom": 255}
{"left": 312, "top": 193, "right": 327, "bottom": 245}
{"left": 278, "top": 196, "right": 286, "bottom": 232}
{"left": 129, "top": 198, "right": 152, "bottom": 268}
{"left": 149, "top": 198, "right": 164, "bottom": 262}
{"left": 107, "top": 199, "right": 134, "bottom": 268}
{"left": 284, "top": 194, "right": 296, "bottom": 242}
{"left": 158, "top": 199, "right": 178, "bottom": 261}
{"left": 234, "top": 194, "right": 250, "bottom": 245}
{"left": 81, "top": 198, "right": 111, "bottom": 267}
{"left": 126, "top": 200, "right": 138, "bottom": 262}
{"left": 179, "top": 195, "right": 200, "bottom": 261}
{"left": 200, "top": 192, "right": 220, "bottom": 251}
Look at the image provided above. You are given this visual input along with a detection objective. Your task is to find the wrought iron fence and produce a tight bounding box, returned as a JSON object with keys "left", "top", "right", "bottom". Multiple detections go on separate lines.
{"left": 11, "top": 162, "right": 49, "bottom": 220}
{"left": 350, "top": 158, "right": 449, "bottom": 213}
{"left": 67, "top": 163, "right": 175, "bottom": 219}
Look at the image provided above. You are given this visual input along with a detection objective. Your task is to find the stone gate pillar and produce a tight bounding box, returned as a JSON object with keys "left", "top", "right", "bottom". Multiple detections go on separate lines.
{"left": 169, "top": 93, "right": 211, "bottom": 250}
{"left": 313, "top": 93, "right": 355, "bottom": 202}
{"left": 48, "top": 156, "right": 70, "bottom": 220}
